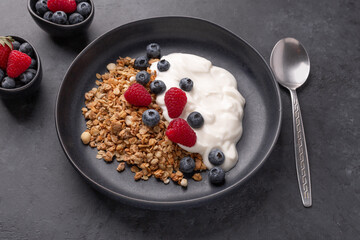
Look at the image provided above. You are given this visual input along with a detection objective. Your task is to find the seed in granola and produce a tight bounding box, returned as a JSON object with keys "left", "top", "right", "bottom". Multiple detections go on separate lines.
{"left": 81, "top": 131, "right": 91, "bottom": 144}
{"left": 131, "top": 166, "right": 140, "bottom": 173}
{"left": 117, "top": 162, "right": 126, "bottom": 172}
{"left": 150, "top": 158, "right": 159, "bottom": 165}
{"left": 134, "top": 171, "right": 143, "bottom": 181}
{"left": 107, "top": 63, "right": 116, "bottom": 71}
{"left": 180, "top": 178, "right": 188, "bottom": 187}
{"left": 192, "top": 173, "right": 202, "bottom": 181}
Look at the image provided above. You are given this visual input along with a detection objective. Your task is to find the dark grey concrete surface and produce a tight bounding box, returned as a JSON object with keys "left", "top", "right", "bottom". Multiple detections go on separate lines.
{"left": 0, "top": 0, "right": 359, "bottom": 239}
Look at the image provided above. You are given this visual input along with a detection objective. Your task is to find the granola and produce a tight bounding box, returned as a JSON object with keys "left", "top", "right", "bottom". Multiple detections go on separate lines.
{"left": 81, "top": 57, "right": 206, "bottom": 186}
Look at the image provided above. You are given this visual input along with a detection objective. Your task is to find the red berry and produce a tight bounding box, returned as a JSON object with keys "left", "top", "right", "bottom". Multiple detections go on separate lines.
{"left": 6, "top": 50, "right": 31, "bottom": 78}
{"left": 164, "top": 87, "right": 187, "bottom": 118}
{"left": 124, "top": 83, "right": 152, "bottom": 106}
{"left": 0, "top": 36, "right": 13, "bottom": 70}
{"left": 48, "top": 0, "right": 77, "bottom": 13}
{"left": 166, "top": 118, "right": 196, "bottom": 147}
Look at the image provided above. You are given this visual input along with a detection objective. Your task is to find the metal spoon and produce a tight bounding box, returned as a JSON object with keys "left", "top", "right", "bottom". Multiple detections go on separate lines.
{"left": 270, "top": 38, "right": 312, "bottom": 207}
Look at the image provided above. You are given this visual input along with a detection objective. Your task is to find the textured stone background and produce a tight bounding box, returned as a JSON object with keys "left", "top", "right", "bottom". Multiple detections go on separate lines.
{"left": 0, "top": 0, "right": 359, "bottom": 239}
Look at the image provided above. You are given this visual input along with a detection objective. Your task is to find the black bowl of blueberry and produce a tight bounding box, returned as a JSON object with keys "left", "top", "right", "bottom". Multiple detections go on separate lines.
{"left": 27, "top": 0, "right": 94, "bottom": 37}
{"left": 0, "top": 36, "right": 42, "bottom": 98}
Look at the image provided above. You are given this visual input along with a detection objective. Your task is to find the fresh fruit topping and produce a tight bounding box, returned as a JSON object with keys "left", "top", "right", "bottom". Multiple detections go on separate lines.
{"left": 43, "top": 11, "right": 54, "bottom": 21}
{"left": 146, "top": 43, "right": 161, "bottom": 59}
{"left": 1, "top": 77, "right": 16, "bottom": 89}
{"left": 157, "top": 59, "right": 170, "bottom": 72}
{"left": 77, "top": 2, "right": 91, "bottom": 17}
{"left": 26, "top": 69, "right": 37, "bottom": 75}
{"left": 179, "top": 77, "right": 193, "bottom": 92}
{"left": 29, "top": 59, "right": 37, "bottom": 69}
{"left": 35, "top": 0, "right": 49, "bottom": 15}
{"left": 134, "top": 56, "right": 148, "bottom": 70}
{"left": 0, "top": 36, "right": 13, "bottom": 70}
{"left": 69, "top": 13, "right": 84, "bottom": 24}
{"left": 135, "top": 71, "right": 150, "bottom": 85}
{"left": 187, "top": 111, "right": 204, "bottom": 129}
{"left": 6, "top": 50, "right": 31, "bottom": 78}
{"left": 209, "top": 167, "right": 225, "bottom": 184}
{"left": 47, "top": 0, "right": 77, "bottom": 13}
{"left": 166, "top": 118, "right": 196, "bottom": 147}
{"left": 179, "top": 156, "right": 195, "bottom": 173}
{"left": 12, "top": 41, "right": 20, "bottom": 50}
{"left": 52, "top": 11, "right": 68, "bottom": 24}
{"left": 19, "top": 71, "right": 35, "bottom": 84}
{"left": 208, "top": 149, "right": 225, "bottom": 166}
{"left": 142, "top": 109, "right": 160, "bottom": 127}
{"left": 19, "top": 43, "right": 33, "bottom": 57}
{"left": 0, "top": 69, "right": 4, "bottom": 81}
{"left": 124, "top": 83, "right": 152, "bottom": 106}
{"left": 76, "top": 0, "right": 87, "bottom": 3}
{"left": 164, "top": 87, "right": 187, "bottom": 118}
{"left": 150, "top": 80, "right": 166, "bottom": 94}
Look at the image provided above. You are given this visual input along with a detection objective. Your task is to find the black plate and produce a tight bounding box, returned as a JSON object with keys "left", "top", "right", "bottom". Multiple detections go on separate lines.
{"left": 55, "top": 17, "right": 282, "bottom": 209}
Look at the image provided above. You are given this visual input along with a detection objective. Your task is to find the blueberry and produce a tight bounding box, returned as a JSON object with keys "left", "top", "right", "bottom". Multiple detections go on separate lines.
{"left": 179, "top": 156, "right": 195, "bottom": 173}
{"left": 19, "top": 71, "right": 35, "bottom": 84}
{"left": 1, "top": 77, "right": 16, "bottom": 89}
{"left": 0, "top": 69, "right": 4, "bottom": 81}
{"left": 43, "top": 11, "right": 53, "bottom": 22}
{"left": 69, "top": 13, "right": 84, "bottom": 24}
{"left": 134, "top": 56, "right": 148, "bottom": 70}
{"left": 208, "top": 149, "right": 225, "bottom": 166}
{"left": 135, "top": 71, "right": 150, "bottom": 85}
{"left": 26, "top": 69, "right": 37, "bottom": 75}
{"left": 179, "top": 77, "right": 193, "bottom": 92}
{"left": 142, "top": 109, "right": 160, "bottom": 127}
{"left": 209, "top": 167, "right": 225, "bottom": 184}
{"left": 157, "top": 59, "right": 170, "bottom": 72}
{"left": 76, "top": 0, "right": 87, "bottom": 3}
{"left": 29, "top": 59, "right": 37, "bottom": 69}
{"left": 150, "top": 80, "right": 166, "bottom": 94}
{"left": 52, "top": 11, "right": 67, "bottom": 24}
{"left": 12, "top": 41, "right": 20, "bottom": 50}
{"left": 35, "top": 0, "right": 48, "bottom": 16}
{"left": 146, "top": 43, "right": 161, "bottom": 59}
{"left": 19, "top": 43, "right": 33, "bottom": 56}
{"left": 187, "top": 112, "right": 204, "bottom": 129}
{"left": 77, "top": 2, "right": 91, "bottom": 17}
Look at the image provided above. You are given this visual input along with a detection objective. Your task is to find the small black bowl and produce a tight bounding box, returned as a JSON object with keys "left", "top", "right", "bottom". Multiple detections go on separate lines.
{"left": 0, "top": 36, "right": 42, "bottom": 99}
{"left": 27, "top": 0, "right": 95, "bottom": 37}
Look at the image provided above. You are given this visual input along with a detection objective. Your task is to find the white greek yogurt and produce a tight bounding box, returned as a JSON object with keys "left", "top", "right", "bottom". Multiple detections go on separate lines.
{"left": 150, "top": 53, "right": 245, "bottom": 171}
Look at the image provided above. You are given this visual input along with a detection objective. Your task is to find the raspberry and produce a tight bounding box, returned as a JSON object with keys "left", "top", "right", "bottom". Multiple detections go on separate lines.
{"left": 0, "top": 36, "right": 13, "bottom": 70}
{"left": 47, "top": 0, "right": 77, "bottom": 13}
{"left": 166, "top": 118, "right": 196, "bottom": 147}
{"left": 124, "top": 83, "right": 152, "bottom": 106}
{"left": 164, "top": 87, "right": 187, "bottom": 118}
{"left": 6, "top": 50, "right": 31, "bottom": 78}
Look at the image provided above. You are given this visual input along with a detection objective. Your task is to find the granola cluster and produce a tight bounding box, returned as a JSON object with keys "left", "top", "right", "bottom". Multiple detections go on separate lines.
{"left": 81, "top": 57, "right": 206, "bottom": 186}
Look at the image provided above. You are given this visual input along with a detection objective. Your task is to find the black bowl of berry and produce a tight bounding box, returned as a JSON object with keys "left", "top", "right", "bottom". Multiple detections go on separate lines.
{"left": 27, "top": 0, "right": 94, "bottom": 37}
{"left": 0, "top": 36, "right": 42, "bottom": 98}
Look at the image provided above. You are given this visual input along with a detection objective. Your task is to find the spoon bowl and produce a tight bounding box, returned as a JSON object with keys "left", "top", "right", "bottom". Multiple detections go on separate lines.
{"left": 270, "top": 38, "right": 310, "bottom": 90}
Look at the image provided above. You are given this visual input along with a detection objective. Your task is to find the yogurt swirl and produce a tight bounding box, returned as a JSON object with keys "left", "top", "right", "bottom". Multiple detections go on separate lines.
{"left": 150, "top": 53, "right": 245, "bottom": 171}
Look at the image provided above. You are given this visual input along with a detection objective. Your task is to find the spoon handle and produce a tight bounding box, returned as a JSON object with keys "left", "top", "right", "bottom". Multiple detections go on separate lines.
{"left": 290, "top": 89, "right": 312, "bottom": 207}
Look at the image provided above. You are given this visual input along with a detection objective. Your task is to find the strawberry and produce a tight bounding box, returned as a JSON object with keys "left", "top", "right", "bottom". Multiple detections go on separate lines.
{"left": 48, "top": 0, "right": 77, "bottom": 13}
{"left": 0, "top": 36, "right": 14, "bottom": 70}
{"left": 124, "top": 83, "right": 152, "bottom": 106}
{"left": 166, "top": 118, "right": 197, "bottom": 147}
{"left": 164, "top": 87, "right": 187, "bottom": 118}
{"left": 6, "top": 50, "right": 31, "bottom": 78}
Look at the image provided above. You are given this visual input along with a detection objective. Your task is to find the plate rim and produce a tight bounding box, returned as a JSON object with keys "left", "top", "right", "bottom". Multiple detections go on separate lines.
{"left": 55, "top": 16, "right": 282, "bottom": 209}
